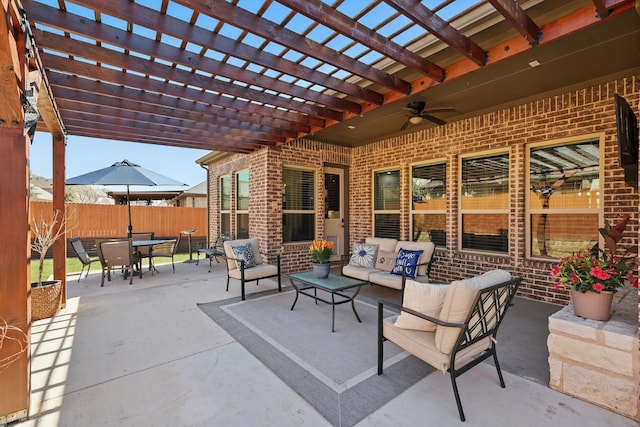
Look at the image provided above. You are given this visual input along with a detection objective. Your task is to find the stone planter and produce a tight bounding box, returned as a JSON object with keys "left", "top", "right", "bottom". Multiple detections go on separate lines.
{"left": 570, "top": 289, "right": 614, "bottom": 321}
{"left": 31, "top": 280, "right": 62, "bottom": 321}
{"left": 312, "top": 263, "right": 331, "bottom": 279}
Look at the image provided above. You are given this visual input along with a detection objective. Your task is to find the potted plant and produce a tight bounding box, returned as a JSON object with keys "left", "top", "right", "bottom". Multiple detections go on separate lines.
{"left": 31, "top": 209, "right": 67, "bottom": 320}
{"left": 550, "top": 215, "right": 638, "bottom": 321}
{"left": 309, "top": 239, "right": 335, "bottom": 279}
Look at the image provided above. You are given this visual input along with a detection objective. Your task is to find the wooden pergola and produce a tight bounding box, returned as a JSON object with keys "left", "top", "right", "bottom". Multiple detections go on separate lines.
{"left": 1, "top": 0, "right": 638, "bottom": 422}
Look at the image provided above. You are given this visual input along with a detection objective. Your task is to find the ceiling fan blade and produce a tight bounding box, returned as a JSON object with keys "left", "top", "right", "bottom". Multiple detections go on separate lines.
{"left": 422, "top": 114, "right": 447, "bottom": 126}
{"left": 422, "top": 107, "right": 456, "bottom": 114}
{"left": 399, "top": 119, "right": 410, "bottom": 131}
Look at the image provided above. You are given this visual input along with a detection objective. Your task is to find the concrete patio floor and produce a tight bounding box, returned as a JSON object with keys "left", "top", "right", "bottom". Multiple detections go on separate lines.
{"left": 13, "top": 259, "right": 637, "bottom": 426}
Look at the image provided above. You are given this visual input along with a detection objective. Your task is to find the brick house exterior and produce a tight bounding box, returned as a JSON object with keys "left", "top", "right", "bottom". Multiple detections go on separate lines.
{"left": 199, "top": 73, "right": 639, "bottom": 307}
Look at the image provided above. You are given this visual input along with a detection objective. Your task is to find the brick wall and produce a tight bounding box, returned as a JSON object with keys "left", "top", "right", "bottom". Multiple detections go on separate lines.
{"left": 203, "top": 74, "right": 639, "bottom": 306}
{"left": 348, "top": 75, "right": 639, "bottom": 305}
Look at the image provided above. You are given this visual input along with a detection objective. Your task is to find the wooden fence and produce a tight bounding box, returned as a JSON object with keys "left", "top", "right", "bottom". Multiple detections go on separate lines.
{"left": 30, "top": 201, "right": 208, "bottom": 256}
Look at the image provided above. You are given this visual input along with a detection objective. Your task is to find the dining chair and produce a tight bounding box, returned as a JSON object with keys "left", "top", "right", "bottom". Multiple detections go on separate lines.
{"left": 69, "top": 237, "right": 99, "bottom": 282}
{"left": 150, "top": 236, "right": 179, "bottom": 274}
{"left": 131, "top": 231, "right": 154, "bottom": 271}
{"left": 98, "top": 238, "right": 141, "bottom": 286}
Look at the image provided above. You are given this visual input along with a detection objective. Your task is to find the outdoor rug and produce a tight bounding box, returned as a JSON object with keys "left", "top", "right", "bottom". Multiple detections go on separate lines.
{"left": 198, "top": 286, "right": 435, "bottom": 427}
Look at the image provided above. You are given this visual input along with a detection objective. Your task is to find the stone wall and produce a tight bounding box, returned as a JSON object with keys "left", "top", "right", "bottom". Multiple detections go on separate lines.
{"left": 548, "top": 289, "right": 639, "bottom": 420}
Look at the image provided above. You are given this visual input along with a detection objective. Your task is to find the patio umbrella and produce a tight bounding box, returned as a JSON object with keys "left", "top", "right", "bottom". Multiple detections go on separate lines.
{"left": 66, "top": 159, "right": 188, "bottom": 236}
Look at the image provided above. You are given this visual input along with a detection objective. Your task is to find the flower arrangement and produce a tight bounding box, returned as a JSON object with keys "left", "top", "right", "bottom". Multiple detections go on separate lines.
{"left": 551, "top": 215, "right": 638, "bottom": 293}
{"left": 309, "top": 239, "right": 335, "bottom": 264}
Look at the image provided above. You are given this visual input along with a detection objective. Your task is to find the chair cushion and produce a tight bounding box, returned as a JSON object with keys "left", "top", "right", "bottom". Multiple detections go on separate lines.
{"left": 394, "top": 281, "right": 449, "bottom": 332}
{"left": 435, "top": 269, "right": 511, "bottom": 354}
{"left": 383, "top": 316, "right": 492, "bottom": 372}
{"left": 391, "top": 248, "right": 424, "bottom": 279}
{"left": 369, "top": 270, "right": 404, "bottom": 289}
{"left": 394, "top": 241, "right": 435, "bottom": 277}
{"left": 231, "top": 242, "right": 256, "bottom": 269}
{"left": 349, "top": 243, "right": 378, "bottom": 268}
{"left": 375, "top": 250, "right": 396, "bottom": 272}
{"left": 228, "top": 263, "right": 278, "bottom": 281}
{"left": 224, "top": 238, "right": 263, "bottom": 270}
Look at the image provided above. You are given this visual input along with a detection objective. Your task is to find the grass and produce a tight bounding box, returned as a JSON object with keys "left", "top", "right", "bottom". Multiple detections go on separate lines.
{"left": 31, "top": 253, "right": 198, "bottom": 281}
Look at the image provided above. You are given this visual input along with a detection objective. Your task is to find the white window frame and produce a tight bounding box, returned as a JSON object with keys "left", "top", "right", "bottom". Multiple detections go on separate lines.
{"left": 282, "top": 165, "right": 316, "bottom": 243}
{"left": 235, "top": 169, "right": 249, "bottom": 239}
{"left": 372, "top": 167, "right": 401, "bottom": 240}
{"left": 458, "top": 149, "right": 510, "bottom": 254}
{"left": 526, "top": 134, "right": 604, "bottom": 260}
{"left": 410, "top": 159, "right": 447, "bottom": 247}
{"left": 220, "top": 174, "right": 231, "bottom": 235}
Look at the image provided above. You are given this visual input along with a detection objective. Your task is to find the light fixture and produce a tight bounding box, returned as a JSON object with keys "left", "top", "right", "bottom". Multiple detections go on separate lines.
{"left": 409, "top": 116, "right": 423, "bottom": 125}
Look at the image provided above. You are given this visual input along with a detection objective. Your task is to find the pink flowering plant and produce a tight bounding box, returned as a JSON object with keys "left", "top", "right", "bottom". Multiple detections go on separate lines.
{"left": 551, "top": 216, "right": 638, "bottom": 293}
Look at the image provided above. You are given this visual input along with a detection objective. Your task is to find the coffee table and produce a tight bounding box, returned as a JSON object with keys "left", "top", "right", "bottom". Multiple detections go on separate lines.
{"left": 287, "top": 271, "right": 369, "bottom": 332}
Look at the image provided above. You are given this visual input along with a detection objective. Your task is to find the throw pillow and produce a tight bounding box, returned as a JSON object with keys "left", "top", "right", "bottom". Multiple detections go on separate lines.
{"left": 391, "top": 248, "right": 424, "bottom": 279}
{"left": 375, "top": 250, "right": 396, "bottom": 272}
{"left": 231, "top": 242, "right": 256, "bottom": 269}
{"left": 394, "top": 281, "right": 449, "bottom": 331}
{"left": 349, "top": 243, "right": 379, "bottom": 268}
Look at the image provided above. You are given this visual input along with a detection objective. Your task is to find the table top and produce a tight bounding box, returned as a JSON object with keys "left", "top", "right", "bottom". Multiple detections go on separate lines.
{"left": 288, "top": 271, "right": 368, "bottom": 292}
{"left": 132, "top": 239, "right": 174, "bottom": 247}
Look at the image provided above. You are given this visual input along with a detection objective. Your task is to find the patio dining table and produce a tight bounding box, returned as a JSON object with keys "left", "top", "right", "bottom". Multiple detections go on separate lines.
{"left": 132, "top": 239, "right": 174, "bottom": 275}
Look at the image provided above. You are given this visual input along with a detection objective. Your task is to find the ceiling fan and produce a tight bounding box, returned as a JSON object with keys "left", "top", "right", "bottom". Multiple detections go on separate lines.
{"left": 400, "top": 101, "right": 454, "bottom": 130}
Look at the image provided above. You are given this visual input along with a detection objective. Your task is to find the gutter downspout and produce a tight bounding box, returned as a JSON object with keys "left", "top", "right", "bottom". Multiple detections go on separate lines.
{"left": 200, "top": 163, "right": 210, "bottom": 247}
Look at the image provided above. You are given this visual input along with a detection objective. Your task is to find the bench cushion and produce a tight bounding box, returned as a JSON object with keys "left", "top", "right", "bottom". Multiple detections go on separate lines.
{"left": 342, "top": 264, "right": 377, "bottom": 281}
{"left": 365, "top": 237, "right": 397, "bottom": 252}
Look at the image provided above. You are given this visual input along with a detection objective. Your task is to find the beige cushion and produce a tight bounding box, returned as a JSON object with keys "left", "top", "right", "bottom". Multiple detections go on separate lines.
{"left": 394, "top": 281, "right": 449, "bottom": 331}
{"left": 342, "top": 264, "right": 376, "bottom": 281}
{"left": 394, "top": 241, "right": 435, "bottom": 277}
{"left": 369, "top": 271, "right": 404, "bottom": 289}
{"left": 375, "top": 250, "right": 396, "bottom": 271}
{"left": 435, "top": 269, "right": 511, "bottom": 354}
{"left": 365, "top": 237, "right": 397, "bottom": 253}
{"left": 224, "top": 238, "right": 264, "bottom": 270}
{"left": 383, "top": 316, "right": 492, "bottom": 373}
{"left": 228, "top": 263, "right": 278, "bottom": 281}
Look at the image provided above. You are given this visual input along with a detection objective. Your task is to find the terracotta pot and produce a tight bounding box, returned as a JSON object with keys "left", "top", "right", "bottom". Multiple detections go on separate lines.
{"left": 570, "top": 289, "right": 614, "bottom": 321}
{"left": 312, "top": 263, "right": 331, "bottom": 279}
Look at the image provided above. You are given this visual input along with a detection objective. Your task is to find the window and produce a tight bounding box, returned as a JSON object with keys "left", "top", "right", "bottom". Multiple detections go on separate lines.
{"left": 235, "top": 169, "right": 249, "bottom": 239}
{"left": 373, "top": 169, "right": 400, "bottom": 239}
{"left": 460, "top": 153, "right": 509, "bottom": 253}
{"left": 220, "top": 175, "right": 231, "bottom": 234}
{"left": 282, "top": 167, "right": 315, "bottom": 242}
{"left": 412, "top": 162, "right": 446, "bottom": 247}
{"left": 528, "top": 139, "right": 601, "bottom": 259}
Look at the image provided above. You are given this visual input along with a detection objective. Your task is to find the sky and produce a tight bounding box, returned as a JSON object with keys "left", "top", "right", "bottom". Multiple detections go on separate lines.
{"left": 30, "top": 133, "right": 211, "bottom": 188}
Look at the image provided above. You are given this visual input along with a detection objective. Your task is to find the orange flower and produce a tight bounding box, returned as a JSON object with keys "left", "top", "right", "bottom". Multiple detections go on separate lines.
{"left": 309, "top": 239, "right": 335, "bottom": 263}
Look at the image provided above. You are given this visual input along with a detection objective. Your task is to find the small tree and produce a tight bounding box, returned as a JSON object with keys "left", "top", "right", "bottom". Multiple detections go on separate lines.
{"left": 31, "top": 209, "right": 67, "bottom": 287}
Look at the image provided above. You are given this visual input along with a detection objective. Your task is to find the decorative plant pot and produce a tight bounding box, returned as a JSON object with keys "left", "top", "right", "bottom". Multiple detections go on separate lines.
{"left": 31, "top": 280, "right": 62, "bottom": 321}
{"left": 570, "top": 289, "right": 614, "bottom": 321}
{"left": 312, "top": 263, "right": 331, "bottom": 279}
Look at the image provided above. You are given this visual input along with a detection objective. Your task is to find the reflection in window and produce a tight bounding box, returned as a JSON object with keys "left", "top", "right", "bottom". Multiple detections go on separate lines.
{"left": 412, "top": 162, "right": 446, "bottom": 247}
{"left": 220, "top": 175, "right": 231, "bottom": 234}
{"left": 529, "top": 139, "right": 601, "bottom": 258}
{"left": 373, "top": 169, "right": 400, "bottom": 239}
{"left": 283, "top": 167, "right": 315, "bottom": 242}
{"left": 236, "top": 170, "right": 249, "bottom": 239}
{"left": 460, "top": 153, "right": 509, "bottom": 253}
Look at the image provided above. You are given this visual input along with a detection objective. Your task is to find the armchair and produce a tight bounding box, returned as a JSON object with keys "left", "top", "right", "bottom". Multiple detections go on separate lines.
{"left": 378, "top": 271, "right": 521, "bottom": 422}
{"left": 222, "top": 237, "right": 281, "bottom": 300}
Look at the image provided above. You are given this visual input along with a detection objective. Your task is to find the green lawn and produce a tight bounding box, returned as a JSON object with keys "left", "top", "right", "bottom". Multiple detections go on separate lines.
{"left": 31, "top": 253, "right": 198, "bottom": 281}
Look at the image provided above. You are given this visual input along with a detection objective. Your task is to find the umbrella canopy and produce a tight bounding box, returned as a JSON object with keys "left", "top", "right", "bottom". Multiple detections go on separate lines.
{"left": 66, "top": 160, "right": 188, "bottom": 236}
